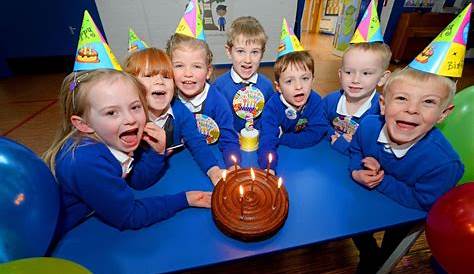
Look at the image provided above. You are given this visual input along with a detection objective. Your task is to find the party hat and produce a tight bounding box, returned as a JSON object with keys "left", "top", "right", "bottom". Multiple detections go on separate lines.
{"left": 350, "top": 0, "right": 384, "bottom": 44}
{"left": 128, "top": 28, "right": 149, "bottom": 53}
{"left": 73, "top": 10, "right": 122, "bottom": 71}
{"left": 175, "top": 0, "right": 205, "bottom": 41}
{"left": 409, "top": 3, "right": 471, "bottom": 77}
{"left": 277, "top": 18, "right": 304, "bottom": 58}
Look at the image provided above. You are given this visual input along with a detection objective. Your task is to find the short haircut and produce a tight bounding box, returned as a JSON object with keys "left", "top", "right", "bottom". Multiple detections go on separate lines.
{"left": 344, "top": 43, "right": 392, "bottom": 70}
{"left": 124, "top": 47, "right": 173, "bottom": 79}
{"left": 226, "top": 16, "right": 268, "bottom": 52}
{"left": 274, "top": 51, "right": 314, "bottom": 82}
{"left": 166, "top": 33, "right": 213, "bottom": 65}
{"left": 383, "top": 67, "right": 457, "bottom": 104}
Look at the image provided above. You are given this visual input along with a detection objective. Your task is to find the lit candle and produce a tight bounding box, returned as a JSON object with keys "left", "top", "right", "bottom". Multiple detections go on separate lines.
{"left": 250, "top": 168, "right": 255, "bottom": 192}
{"left": 239, "top": 185, "right": 244, "bottom": 220}
{"left": 266, "top": 153, "right": 273, "bottom": 178}
{"left": 222, "top": 170, "right": 227, "bottom": 200}
{"left": 231, "top": 155, "right": 237, "bottom": 171}
{"left": 272, "top": 177, "right": 283, "bottom": 209}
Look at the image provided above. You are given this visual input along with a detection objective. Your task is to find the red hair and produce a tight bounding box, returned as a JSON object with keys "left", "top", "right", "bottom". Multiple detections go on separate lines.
{"left": 124, "top": 48, "right": 174, "bottom": 78}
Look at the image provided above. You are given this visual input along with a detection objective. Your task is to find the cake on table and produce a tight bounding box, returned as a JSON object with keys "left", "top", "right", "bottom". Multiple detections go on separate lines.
{"left": 211, "top": 167, "right": 289, "bottom": 242}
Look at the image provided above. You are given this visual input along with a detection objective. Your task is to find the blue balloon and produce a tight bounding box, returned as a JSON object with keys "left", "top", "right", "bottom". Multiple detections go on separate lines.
{"left": 0, "top": 137, "right": 59, "bottom": 263}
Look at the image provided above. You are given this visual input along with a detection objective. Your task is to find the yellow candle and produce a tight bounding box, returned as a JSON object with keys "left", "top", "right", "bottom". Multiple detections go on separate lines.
{"left": 266, "top": 153, "right": 273, "bottom": 178}
{"left": 239, "top": 185, "right": 244, "bottom": 220}
{"left": 272, "top": 177, "right": 283, "bottom": 209}
{"left": 250, "top": 168, "right": 255, "bottom": 192}
{"left": 231, "top": 155, "right": 237, "bottom": 171}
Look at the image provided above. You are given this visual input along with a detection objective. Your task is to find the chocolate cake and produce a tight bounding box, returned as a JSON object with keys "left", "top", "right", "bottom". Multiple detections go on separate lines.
{"left": 211, "top": 168, "right": 289, "bottom": 241}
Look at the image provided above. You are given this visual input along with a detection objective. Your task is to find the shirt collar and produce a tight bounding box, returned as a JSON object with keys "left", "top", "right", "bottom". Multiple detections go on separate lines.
{"left": 149, "top": 107, "right": 175, "bottom": 128}
{"left": 178, "top": 83, "right": 210, "bottom": 113}
{"left": 106, "top": 146, "right": 134, "bottom": 175}
{"left": 336, "top": 90, "right": 376, "bottom": 118}
{"left": 279, "top": 94, "right": 299, "bottom": 112}
{"left": 230, "top": 67, "right": 258, "bottom": 84}
{"left": 377, "top": 124, "right": 421, "bottom": 158}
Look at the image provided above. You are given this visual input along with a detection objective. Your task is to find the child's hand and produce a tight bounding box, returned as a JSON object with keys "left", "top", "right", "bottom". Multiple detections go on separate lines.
{"left": 362, "top": 157, "right": 380, "bottom": 172}
{"left": 352, "top": 169, "right": 384, "bottom": 189}
{"left": 342, "top": 133, "right": 353, "bottom": 142}
{"left": 186, "top": 191, "right": 212, "bottom": 208}
{"left": 207, "top": 166, "right": 222, "bottom": 186}
{"left": 330, "top": 132, "right": 340, "bottom": 144}
{"left": 142, "top": 122, "right": 166, "bottom": 154}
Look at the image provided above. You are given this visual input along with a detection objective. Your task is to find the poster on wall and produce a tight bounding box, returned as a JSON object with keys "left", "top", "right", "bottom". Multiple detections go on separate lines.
{"left": 95, "top": 0, "right": 298, "bottom": 65}
{"left": 332, "top": 0, "right": 361, "bottom": 56}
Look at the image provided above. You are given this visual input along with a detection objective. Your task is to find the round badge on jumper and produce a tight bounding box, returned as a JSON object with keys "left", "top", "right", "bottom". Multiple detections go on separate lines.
{"left": 285, "top": 108, "right": 297, "bottom": 120}
{"left": 195, "top": 114, "right": 220, "bottom": 144}
{"left": 232, "top": 85, "right": 265, "bottom": 120}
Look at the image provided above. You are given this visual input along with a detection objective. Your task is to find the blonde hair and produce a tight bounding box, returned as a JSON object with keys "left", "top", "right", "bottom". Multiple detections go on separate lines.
{"left": 274, "top": 51, "right": 314, "bottom": 82}
{"left": 383, "top": 67, "right": 457, "bottom": 104}
{"left": 125, "top": 47, "right": 174, "bottom": 79}
{"left": 226, "top": 16, "right": 268, "bottom": 52}
{"left": 42, "top": 69, "right": 148, "bottom": 175}
{"left": 344, "top": 43, "right": 392, "bottom": 70}
{"left": 166, "top": 33, "right": 213, "bottom": 65}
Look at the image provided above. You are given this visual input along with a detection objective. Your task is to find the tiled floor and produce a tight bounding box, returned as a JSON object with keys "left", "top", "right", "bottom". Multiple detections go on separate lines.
{"left": 1, "top": 32, "right": 472, "bottom": 273}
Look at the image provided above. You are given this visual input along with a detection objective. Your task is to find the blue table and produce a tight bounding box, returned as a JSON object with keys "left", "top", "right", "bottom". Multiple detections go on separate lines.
{"left": 52, "top": 141, "right": 426, "bottom": 274}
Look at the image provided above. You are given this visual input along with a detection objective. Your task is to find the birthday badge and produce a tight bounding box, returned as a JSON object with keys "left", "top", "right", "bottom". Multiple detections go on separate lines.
{"left": 195, "top": 114, "right": 220, "bottom": 144}
{"left": 332, "top": 116, "right": 359, "bottom": 135}
{"left": 233, "top": 85, "right": 265, "bottom": 120}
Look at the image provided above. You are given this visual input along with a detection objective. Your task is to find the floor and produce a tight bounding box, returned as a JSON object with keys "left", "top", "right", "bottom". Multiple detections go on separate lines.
{"left": 2, "top": 32, "right": 471, "bottom": 273}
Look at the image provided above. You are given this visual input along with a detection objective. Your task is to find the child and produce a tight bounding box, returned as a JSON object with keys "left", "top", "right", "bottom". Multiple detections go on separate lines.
{"left": 322, "top": 0, "right": 391, "bottom": 155}
{"left": 257, "top": 19, "right": 327, "bottom": 171}
{"left": 348, "top": 4, "right": 469, "bottom": 272}
{"left": 349, "top": 68, "right": 464, "bottom": 273}
{"left": 124, "top": 47, "right": 222, "bottom": 185}
{"left": 212, "top": 16, "right": 275, "bottom": 132}
{"left": 43, "top": 70, "right": 212, "bottom": 236}
{"left": 167, "top": 5, "right": 241, "bottom": 170}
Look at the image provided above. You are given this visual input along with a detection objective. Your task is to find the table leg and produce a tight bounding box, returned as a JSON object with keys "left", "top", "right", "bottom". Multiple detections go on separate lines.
{"left": 376, "top": 222, "right": 425, "bottom": 274}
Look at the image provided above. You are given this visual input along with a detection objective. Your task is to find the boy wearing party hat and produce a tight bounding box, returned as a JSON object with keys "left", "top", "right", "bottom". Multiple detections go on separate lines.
{"left": 211, "top": 16, "right": 275, "bottom": 133}
{"left": 348, "top": 4, "right": 469, "bottom": 273}
{"left": 128, "top": 28, "right": 148, "bottom": 53}
{"left": 166, "top": 0, "right": 240, "bottom": 177}
{"left": 257, "top": 18, "right": 327, "bottom": 172}
{"left": 322, "top": 0, "right": 391, "bottom": 155}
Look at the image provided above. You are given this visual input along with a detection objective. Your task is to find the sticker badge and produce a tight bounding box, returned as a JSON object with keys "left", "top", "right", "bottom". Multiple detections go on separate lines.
{"left": 295, "top": 118, "right": 308, "bottom": 132}
{"left": 332, "top": 115, "right": 359, "bottom": 135}
{"left": 195, "top": 114, "right": 220, "bottom": 144}
{"left": 285, "top": 108, "right": 297, "bottom": 120}
{"left": 233, "top": 85, "right": 265, "bottom": 120}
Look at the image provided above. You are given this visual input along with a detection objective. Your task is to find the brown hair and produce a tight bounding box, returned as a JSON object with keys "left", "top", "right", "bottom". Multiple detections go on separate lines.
{"left": 383, "top": 67, "right": 457, "bottom": 104}
{"left": 345, "top": 43, "right": 392, "bottom": 70}
{"left": 226, "top": 16, "right": 268, "bottom": 52}
{"left": 274, "top": 51, "right": 314, "bottom": 82}
{"left": 124, "top": 47, "right": 174, "bottom": 79}
{"left": 42, "top": 69, "right": 148, "bottom": 175}
{"left": 166, "top": 33, "right": 213, "bottom": 65}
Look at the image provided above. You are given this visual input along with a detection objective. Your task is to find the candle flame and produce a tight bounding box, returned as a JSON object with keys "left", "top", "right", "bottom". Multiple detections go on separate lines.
{"left": 278, "top": 177, "right": 283, "bottom": 189}
{"left": 222, "top": 170, "right": 227, "bottom": 181}
{"left": 239, "top": 185, "right": 244, "bottom": 197}
{"left": 250, "top": 168, "right": 255, "bottom": 181}
{"left": 231, "top": 155, "right": 237, "bottom": 163}
{"left": 268, "top": 153, "right": 273, "bottom": 163}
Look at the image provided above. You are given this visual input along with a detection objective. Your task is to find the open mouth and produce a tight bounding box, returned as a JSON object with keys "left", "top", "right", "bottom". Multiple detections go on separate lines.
{"left": 348, "top": 86, "right": 363, "bottom": 93}
{"left": 151, "top": 90, "right": 166, "bottom": 97}
{"left": 119, "top": 128, "right": 139, "bottom": 146}
{"left": 396, "top": 120, "right": 419, "bottom": 130}
{"left": 294, "top": 93, "right": 305, "bottom": 102}
{"left": 182, "top": 80, "right": 196, "bottom": 85}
